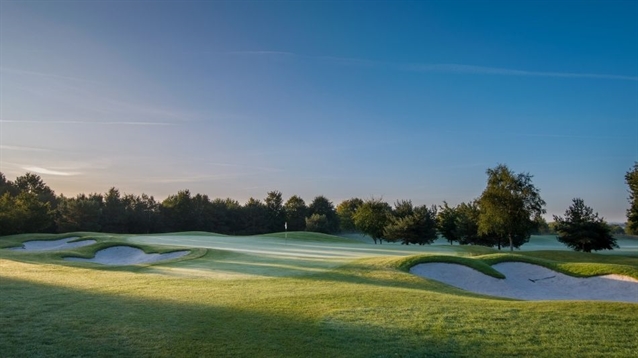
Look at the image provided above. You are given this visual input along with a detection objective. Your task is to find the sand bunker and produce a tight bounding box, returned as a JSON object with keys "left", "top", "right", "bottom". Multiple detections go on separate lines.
{"left": 9, "top": 237, "right": 96, "bottom": 251}
{"left": 65, "top": 246, "right": 189, "bottom": 265}
{"left": 410, "top": 262, "right": 638, "bottom": 303}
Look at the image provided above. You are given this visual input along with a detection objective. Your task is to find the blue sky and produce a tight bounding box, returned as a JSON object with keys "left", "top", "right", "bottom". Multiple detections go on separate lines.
{"left": 1, "top": 0, "right": 636, "bottom": 222}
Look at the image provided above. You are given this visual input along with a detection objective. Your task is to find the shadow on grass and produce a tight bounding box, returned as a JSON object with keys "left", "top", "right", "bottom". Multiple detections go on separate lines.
{"left": 1, "top": 276, "right": 481, "bottom": 358}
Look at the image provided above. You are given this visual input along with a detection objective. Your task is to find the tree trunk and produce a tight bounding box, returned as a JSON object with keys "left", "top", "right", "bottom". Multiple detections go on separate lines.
{"left": 509, "top": 234, "right": 513, "bottom": 251}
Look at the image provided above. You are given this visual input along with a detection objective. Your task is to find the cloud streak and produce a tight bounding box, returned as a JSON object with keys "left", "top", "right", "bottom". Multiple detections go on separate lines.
{"left": 0, "top": 120, "right": 174, "bottom": 126}
{"left": 405, "top": 63, "right": 638, "bottom": 81}
{"left": 226, "top": 51, "right": 638, "bottom": 81}
{"left": 22, "top": 166, "right": 80, "bottom": 176}
{"left": 0, "top": 145, "right": 51, "bottom": 152}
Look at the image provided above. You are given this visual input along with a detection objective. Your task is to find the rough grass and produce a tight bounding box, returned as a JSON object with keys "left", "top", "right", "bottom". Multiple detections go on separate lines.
{"left": 1, "top": 232, "right": 637, "bottom": 357}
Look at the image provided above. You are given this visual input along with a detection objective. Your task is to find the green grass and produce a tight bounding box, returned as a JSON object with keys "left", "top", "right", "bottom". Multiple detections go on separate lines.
{"left": 1, "top": 232, "right": 637, "bottom": 357}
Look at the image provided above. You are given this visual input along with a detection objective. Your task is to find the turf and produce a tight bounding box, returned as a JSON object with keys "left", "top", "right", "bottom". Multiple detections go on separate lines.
{"left": 1, "top": 232, "right": 637, "bottom": 357}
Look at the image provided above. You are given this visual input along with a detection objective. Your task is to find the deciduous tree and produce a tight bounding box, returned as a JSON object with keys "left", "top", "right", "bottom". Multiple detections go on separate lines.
{"left": 626, "top": 162, "right": 638, "bottom": 235}
{"left": 284, "top": 195, "right": 307, "bottom": 231}
{"left": 336, "top": 198, "right": 363, "bottom": 232}
{"left": 308, "top": 196, "right": 339, "bottom": 233}
{"left": 353, "top": 198, "right": 391, "bottom": 244}
{"left": 478, "top": 164, "right": 546, "bottom": 250}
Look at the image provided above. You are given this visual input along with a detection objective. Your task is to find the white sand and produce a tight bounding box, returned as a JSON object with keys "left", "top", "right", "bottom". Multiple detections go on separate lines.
{"left": 64, "top": 246, "right": 189, "bottom": 265}
{"left": 9, "top": 237, "right": 96, "bottom": 251}
{"left": 410, "top": 262, "right": 638, "bottom": 303}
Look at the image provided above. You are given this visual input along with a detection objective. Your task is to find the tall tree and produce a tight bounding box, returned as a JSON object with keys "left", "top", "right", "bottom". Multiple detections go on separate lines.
{"left": 0, "top": 172, "right": 16, "bottom": 196}
{"left": 160, "top": 190, "right": 196, "bottom": 232}
{"left": 478, "top": 164, "right": 546, "bottom": 251}
{"left": 393, "top": 200, "right": 415, "bottom": 219}
{"left": 101, "top": 188, "right": 127, "bottom": 233}
{"left": 353, "top": 198, "right": 391, "bottom": 244}
{"left": 456, "top": 201, "right": 483, "bottom": 245}
{"left": 336, "top": 198, "right": 363, "bottom": 232}
{"left": 626, "top": 162, "right": 638, "bottom": 235}
{"left": 14, "top": 173, "right": 57, "bottom": 209}
{"left": 554, "top": 198, "right": 617, "bottom": 253}
{"left": 123, "top": 193, "right": 159, "bottom": 234}
{"left": 284, "top": 195, "right": 308, "bottom": 231}
{"left": 305, "top": 214, "right": 331, "bottom": 234}
{"left": 437, "top": 201, "right": 460, "bottom": 245}
{"left": 265, "top": 191, "right": 285, "bottom": 233}
{"left": 56, "top": 194, "right": 104, "bottom": 232}
{"left": 308, "top": 196, "right": 339, "bottom": 233}
{"left": 0, "top": 193, "right": 20, "bottom": 235}
{"left": 385, "top": 204, "right": 438, "bottom": 245}
{"left": 241, "top": 198, "right": 268, "bottom": 235}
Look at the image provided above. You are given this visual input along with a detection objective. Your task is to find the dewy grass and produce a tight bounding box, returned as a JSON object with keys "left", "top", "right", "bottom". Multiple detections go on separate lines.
{"left": 1, "top": 232, "right": 637, "bottom": 357}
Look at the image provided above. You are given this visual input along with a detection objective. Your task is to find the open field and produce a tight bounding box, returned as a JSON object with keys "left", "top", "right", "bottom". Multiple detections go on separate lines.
{"left": 1, "top": 232, "right": 637, "bottom": 357}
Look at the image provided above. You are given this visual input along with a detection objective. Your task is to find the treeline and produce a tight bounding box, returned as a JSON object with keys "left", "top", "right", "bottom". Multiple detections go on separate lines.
{"left": 0, "top": 172, "right": 344, "bottom": 236}
{"left": 0, "top": 163, "right": 631, "bottom": 252}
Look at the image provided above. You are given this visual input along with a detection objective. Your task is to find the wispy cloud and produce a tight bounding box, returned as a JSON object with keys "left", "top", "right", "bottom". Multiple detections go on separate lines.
{"left": 405, "top": 63, "right": 638, "bottom": 81}
{"left": 0, "top": 119, "right": 174, "bottom": 126}
{"left": 22, "top": 166, "right": 80, "bottom": 176}
{"left": 224, "top": 51, "right": 638, "bottom": 81}
{"left": 0, "top": 145, "right": 51, "bottom": 152}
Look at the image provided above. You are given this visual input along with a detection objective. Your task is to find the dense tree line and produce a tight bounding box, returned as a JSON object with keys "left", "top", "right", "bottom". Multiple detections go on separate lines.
{"left": 0, "top": 163, "right": 629, "bottom": 252}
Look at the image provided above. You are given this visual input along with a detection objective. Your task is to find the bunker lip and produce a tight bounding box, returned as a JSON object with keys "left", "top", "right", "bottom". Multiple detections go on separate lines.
{"left": 64, "top": 246, "right": 190, "bottom": 265}
{"left": 9, "top": 237, "right": 97, "bottom": 251}
{"left": 410, "top": 262, "right": 638, "bottom": 303}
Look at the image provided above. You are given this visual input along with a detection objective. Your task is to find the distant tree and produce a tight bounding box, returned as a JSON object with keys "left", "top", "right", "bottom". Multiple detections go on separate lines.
{"left": 284, "top": 195, "right": 308, "bottom": 231}
{"left": 305, "top": 214, "right": 331, "bottom": 234}
{"left": 0, "top": 193, "right": 20, "bottom": 235}
{"left": 392, "top": 200, "right": 414, "bottom": 219}
{"left": 56, "top": 194, "right": 103, "bottom": 232}
{"left": 160, "top": 190, "right": 196, "bottom": 232}
{"left": 14, "top": 192, "right": 53, "bottom": 233}
{"left": 14, "top": 173, "right": 57, "bottom": 209}
{"left": 626, "top": 162, "right": 638, "bottom": 235}
{"left": 456, "top": 201, "right": 486, "bottom": 245}
{"left": 241, "top": 198, "right": 268, "bottom": 235}
{"left": 532, "top": 216, "right": 552, "bottom": 235}
{"left": 123, "top": 193, "right": 159, "bottom": 234}
{"left": 0, "top": 172, "right": 16, "bottom": 196}
{"left": 554, "top": 198, "right": 617, "bottom": 253}
{"left": 478, "top": 164, "right": 546, "bottom": 250}
{"left": 210, "top": 198, "right": 242, "bottom": 234}
{"left": 101, "top": 188, "right": 127, "bottom": 233}
{"left": 608, "top": 224, "right": 625, "bottom": 235}
{"left": 385, "top": 204, "right": 438, "bottom": 245}
{"left": 336, "top": 198, "right": 363, "bottom": 232}
{"left": 353, "top": 198, "right": 391, "bottom": 244}
{"left": 265, "top": 191, "right": 285, "bottom": 233}
{"left": 308, "top": 196, "right": 339, "bottom": 233}
{"left": 437, "top": 201, "right": 460, "bottom": 245}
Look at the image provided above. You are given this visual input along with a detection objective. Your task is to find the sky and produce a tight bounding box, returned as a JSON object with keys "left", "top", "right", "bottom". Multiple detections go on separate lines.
{"left": 0, "top": 0, "right": 636, "bottom": 222}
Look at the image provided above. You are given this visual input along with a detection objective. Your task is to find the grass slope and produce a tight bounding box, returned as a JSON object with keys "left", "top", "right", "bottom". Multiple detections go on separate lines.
{"left": 1, "top": 232, "right": 637, "bottom": 357}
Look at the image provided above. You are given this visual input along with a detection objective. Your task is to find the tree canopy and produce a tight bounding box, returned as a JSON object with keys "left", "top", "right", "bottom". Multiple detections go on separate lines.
{"left": 554, "top": 198, "right": 617, "bottom": 253}
{"left": 478, "top": 164, "right": 546, "bottom": 250}
{"left": 353, "top": 198, "right": 391, "bottom": 244}
{"left": 626, "top": 162, "right": 638, "bottom": 235}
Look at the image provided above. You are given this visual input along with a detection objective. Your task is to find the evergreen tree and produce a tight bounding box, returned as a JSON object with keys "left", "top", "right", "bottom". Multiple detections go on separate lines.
{"left": 554, "top": 198, "right": 617, "bottom": 253}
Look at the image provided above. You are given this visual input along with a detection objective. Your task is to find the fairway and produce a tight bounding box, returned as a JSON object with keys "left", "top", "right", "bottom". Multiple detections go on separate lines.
{"left": 1, "top": 232, "right": 637, "bottom": 357}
